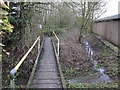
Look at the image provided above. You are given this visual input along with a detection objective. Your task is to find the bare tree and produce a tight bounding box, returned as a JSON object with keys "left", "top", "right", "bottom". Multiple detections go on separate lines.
{"left": 65, "top": 1, "right": 106, "bottom": 43}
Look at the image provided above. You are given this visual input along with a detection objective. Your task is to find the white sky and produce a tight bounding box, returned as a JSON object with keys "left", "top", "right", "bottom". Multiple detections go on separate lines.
{"left": 99, "top": 0, "right": 120, "bottom": 19}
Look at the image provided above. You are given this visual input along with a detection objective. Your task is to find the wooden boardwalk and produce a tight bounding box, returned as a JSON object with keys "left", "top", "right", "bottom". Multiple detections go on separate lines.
{"left": 31, "top": 37, "right": 62, "bottom": 88}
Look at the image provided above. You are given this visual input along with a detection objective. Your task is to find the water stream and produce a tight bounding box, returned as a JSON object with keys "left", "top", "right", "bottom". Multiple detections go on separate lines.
{"left": 69, "top": 35, "right": 112, "bottom": 84}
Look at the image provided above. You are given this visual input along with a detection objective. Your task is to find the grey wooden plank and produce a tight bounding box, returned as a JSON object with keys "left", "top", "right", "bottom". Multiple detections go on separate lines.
{"left": 32, "top": 84, "right": 62, "bottom": 88}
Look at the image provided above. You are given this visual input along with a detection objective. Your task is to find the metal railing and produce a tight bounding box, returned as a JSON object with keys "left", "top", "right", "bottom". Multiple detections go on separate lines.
{"left": 52, "top": 31, "right": 66, "bottom": 88}
{"left": 41, "top": 25, "right": 70, "bottom": 33}
{"left": 10, "top": 36, "right": 40, "bottom": 88}
{"left": 52, "top": 31, "right": 59, "bottom": 58}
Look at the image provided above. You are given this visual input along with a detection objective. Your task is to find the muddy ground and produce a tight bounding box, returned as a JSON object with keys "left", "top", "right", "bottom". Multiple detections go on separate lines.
{"left": 55, "top": 27, "right": 118, "bottom": 88}
{"left": 2, "top": 39, "right": 39, "bottom": 88}
{"left": 58, "top": 27, "right": 93, "bottom": 78}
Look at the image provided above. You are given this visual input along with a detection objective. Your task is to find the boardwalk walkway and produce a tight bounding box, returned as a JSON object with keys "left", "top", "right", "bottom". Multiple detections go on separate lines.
{"left": 31, "top": 37, "right": 62, "bottom": 88}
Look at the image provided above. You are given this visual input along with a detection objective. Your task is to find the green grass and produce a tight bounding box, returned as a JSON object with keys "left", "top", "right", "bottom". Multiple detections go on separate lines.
{"left": 67, "top": 82, "right": 118, "bottom": 88}
{"left": 63, "top": 67, "right": 77, "bottom": 75}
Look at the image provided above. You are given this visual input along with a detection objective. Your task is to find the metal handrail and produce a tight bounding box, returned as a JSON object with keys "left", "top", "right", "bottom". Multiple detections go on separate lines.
{"left": 52, "top": 31, "right": 66, "bottom": 88}
{"left": 10, "top": 36, "right": 40, "bottom": 88}
{"left": 52, "top": 31, "right": 59, "bottom": 57}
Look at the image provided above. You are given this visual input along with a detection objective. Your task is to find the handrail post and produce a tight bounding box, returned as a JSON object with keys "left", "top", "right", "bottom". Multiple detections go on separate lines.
{"left": 10, "top": 68, "right": 17, "bottom": 88}
{"left": 10, "top": 78, "right": 15, "bottom": 89}
{"left": 38, "top": 37, "right": 40, "bottom": 52}
{"left": 58, "top": 39, "right": 59, "bottom": 58}
{"left": 52, "top": 31, "right": 59, "bottom": 59}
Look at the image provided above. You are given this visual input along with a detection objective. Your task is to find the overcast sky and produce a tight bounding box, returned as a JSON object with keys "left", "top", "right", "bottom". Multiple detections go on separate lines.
{"left": 99, "top": 0, "right": 120, "bottom": 19}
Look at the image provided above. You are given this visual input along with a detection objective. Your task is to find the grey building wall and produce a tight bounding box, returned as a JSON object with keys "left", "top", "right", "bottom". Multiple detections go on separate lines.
{"left": 92, "top": 20, "right": 119, "bottom": 46}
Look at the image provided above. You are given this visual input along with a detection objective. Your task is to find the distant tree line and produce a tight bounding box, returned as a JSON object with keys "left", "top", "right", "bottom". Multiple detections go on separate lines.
{"left": 1, "top": 1, "right": 106, "bottom": 50}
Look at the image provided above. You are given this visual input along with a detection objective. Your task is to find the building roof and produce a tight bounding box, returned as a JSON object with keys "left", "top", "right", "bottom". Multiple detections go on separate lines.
{"left": 95, "top": 14, "right": 120, "bottom": 22}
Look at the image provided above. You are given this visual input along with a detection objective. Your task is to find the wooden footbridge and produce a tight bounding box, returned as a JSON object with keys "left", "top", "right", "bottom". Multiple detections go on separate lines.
{"left": 10, "top": 31, "right": 66, "bottom": 88}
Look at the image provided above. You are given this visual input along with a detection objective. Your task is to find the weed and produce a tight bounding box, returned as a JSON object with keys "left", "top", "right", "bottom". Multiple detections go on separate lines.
{"left": 96, "top": 65, "right": 100, "bottom": 68}
{"left": 66, "top": 82, "right": 118, "bottom": 88}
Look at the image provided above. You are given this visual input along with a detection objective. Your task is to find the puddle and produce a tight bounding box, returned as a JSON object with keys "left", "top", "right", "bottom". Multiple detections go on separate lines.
{"left": 69, "top": 34, "right": 112, "bottom": 84}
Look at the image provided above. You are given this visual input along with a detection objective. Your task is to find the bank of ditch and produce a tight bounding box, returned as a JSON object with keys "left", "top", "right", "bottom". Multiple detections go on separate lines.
{"left": 53, "top": 27, "right": 118, "bottom": 88}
